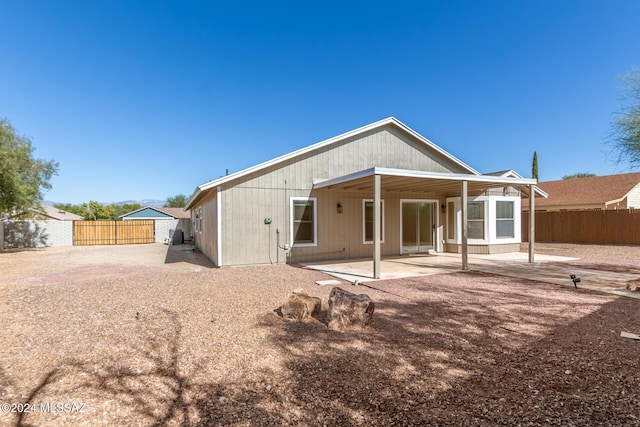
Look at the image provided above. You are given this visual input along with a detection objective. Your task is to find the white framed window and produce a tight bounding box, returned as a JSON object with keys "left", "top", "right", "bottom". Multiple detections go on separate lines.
{"left": 290, "top": 197, "right": 317, "bottom": 247}
{"left": 194, "top": 206, "right": 203, "bottom": 234}
{"left": 496, "top": 200, "right": 515, "bottom": 238}
{"left": 447, "top": 200, "right": 456, "bottom": 240}
{"left": 467, "top": 201, "right": 485, "bottom": 240}
{"left": 362, "top": 199, "right": 384, "bottom": 244}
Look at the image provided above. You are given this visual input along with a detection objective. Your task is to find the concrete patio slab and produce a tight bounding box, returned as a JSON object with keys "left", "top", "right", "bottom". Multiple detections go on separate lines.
{"left": 315, "top": 279, "right": 342, "bottom": 286}
{"left": 300, "top": 252, "right": 640, "bottom": 299}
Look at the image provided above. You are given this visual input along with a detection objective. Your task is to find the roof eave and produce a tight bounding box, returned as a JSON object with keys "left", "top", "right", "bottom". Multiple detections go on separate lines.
{"left": 313, "top": 167, "right": 539, "bottom": 190}
{"left": 185, "top": 117, "right": 482, "bottom": 208}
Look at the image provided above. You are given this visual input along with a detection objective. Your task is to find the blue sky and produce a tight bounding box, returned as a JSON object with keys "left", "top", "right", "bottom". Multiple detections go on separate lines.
{"left": 1, "top": 1, "right": 639, "bottom": 204}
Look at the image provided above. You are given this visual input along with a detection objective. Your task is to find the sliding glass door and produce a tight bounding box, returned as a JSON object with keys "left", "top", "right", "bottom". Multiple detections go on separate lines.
{"left": 401, "top": 201, "right": 436, "bottom": 254}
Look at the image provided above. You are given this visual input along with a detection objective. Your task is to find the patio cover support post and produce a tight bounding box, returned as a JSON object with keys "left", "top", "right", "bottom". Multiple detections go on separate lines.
{"left": 529, "top": 184, "right": 535, "bottom": 263}
{"left": 461, "top": 180, "right": 468, "bottom": 270}
{"left": 373, "top": 173, "right": 381, "bottom": 279}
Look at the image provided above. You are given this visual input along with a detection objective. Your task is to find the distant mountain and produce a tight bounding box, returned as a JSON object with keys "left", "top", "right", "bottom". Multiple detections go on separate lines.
{"left": 43, "top": 199, "right": 167, "bottom": 207}
{"left": 116, "top": 199, "right": 166, "bottom": 207}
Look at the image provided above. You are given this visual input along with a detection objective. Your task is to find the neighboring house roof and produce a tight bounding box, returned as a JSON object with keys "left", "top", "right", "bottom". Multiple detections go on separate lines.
{"left": 156, "top": 207, "right": 191, "bottom": 219}
{"left": 186, "top": 117, "right": 484, "bottom": 210}
{"left": 534, "top": 172, "right": 640, "bottom": 210}
{"left": 120, "top": 206, "right": 190, "bottom": 219}
{"left": 9, "top": 205, "right": 84, "bottom": 221}
{"left": 43, "top": 206, "right": 84, "bottom": 221}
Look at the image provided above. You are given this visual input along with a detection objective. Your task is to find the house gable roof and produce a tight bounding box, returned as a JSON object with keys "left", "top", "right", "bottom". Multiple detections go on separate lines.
{"left": 156, "top": 207, "right": 191, "bottom": 219}
{"left": 186, "top": 117, "right": 481, "bottom": 209}
{"left": 536, "top": 172, "right": 640, "bottom": 208}
{"left": 484, "top": 170, "right": 548, "bottom": 197}
{"left": 42, "top": 205, "right": 84, "bottom": 221}
{"left": 8, "top": 205, "right": 84, "bottom": 221}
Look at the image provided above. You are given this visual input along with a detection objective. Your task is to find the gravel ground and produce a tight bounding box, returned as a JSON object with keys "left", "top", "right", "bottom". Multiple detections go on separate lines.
{"left": 523, "top": 242, "right": 640, "bottom": 274}
{"left": 1, "top": 243, "right": 639, "bottom": 426}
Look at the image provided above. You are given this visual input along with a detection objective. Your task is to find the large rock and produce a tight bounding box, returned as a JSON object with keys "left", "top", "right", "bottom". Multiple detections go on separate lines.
{"left": 328, "top": 287, "right": 375, "bottom": 330}
{"left": 280, "top": 289, "right": 321, "bottom": 320}
{"left": 627, "top": 280, "right": 640, "bottom": 292}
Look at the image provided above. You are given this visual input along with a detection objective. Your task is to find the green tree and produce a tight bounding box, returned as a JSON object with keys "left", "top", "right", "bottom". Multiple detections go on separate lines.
{"left": 113, "top": 203, "right": 142, "bottom": 220}
{"left": 165, "top": 194, "right": 188, "bottom": 208}
{"left": 532, "top": 151, "right": 539, "bottom": 180}
{"left": 80, "top": 200, "right": 116, "bottom": 220}
{"left": 562, "top": 172, "right": 596, "bottom": 180}
{"left": 54, "top": 201, "right": 142, "bottom": 220}
{"left": 0, "top": 119, "right": 58, "bottom": 217}
{"left": 610, "top": 67, "right": 640, "bottom": 169}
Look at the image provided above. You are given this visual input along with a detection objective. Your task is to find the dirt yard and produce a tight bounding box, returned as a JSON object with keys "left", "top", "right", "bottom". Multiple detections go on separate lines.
{"left": 1, "top": 243, "right": 639, "bottom": 426}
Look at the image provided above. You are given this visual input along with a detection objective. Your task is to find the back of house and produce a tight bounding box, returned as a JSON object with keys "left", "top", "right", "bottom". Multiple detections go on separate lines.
{"left": 186, "top": 117, "right": 537, "bottom": 267}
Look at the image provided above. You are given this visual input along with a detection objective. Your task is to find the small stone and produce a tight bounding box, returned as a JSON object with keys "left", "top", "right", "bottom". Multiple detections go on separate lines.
{"left": 219, "top": 396, "right": 226, "bottom": 403}
{"left": 626, "top": 280, "right": 640, "bottom": 292}
{"left": 565, "top": 370, "right": 571, "bottom": 375}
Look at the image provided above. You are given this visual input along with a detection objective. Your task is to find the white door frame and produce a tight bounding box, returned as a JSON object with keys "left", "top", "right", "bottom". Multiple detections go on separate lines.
{"left": 400, "top": 199, "right": 439, "bottom": 254}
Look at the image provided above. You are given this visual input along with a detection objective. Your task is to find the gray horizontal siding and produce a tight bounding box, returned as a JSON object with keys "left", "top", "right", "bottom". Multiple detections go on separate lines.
{"left": 220, "top": 187, "right": 447, "bottom": 265}
{"left": 205, "top": 125, "right": 489, "bottom": 266}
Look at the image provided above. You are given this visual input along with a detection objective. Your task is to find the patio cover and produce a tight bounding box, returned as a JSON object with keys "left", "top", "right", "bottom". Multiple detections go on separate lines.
{"left": 313, "top": 167, "right": 544, "bottom": 278}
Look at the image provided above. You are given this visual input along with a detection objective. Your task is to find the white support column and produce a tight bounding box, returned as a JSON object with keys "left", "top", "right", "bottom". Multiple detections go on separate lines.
{"left": 216, "top": 187, "right": 223, "bottom": 267}
{"left": 373, "top": 174, "right": 381, "bottom": 279}
{"left": 461, "top": 180, "right": 468, "bottom": 270}
{"left": 529, "top": 184, "right": 535, "bottom": 263}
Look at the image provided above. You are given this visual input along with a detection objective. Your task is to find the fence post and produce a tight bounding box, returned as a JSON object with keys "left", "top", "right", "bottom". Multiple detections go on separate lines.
{"left": 0, "top": 221, "right": 4, "bottom": 252}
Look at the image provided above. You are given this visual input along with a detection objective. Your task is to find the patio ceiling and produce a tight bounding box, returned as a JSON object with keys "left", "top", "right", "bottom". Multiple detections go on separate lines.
{"left": 313, "top": 167, "right": 542, "bottom": 196}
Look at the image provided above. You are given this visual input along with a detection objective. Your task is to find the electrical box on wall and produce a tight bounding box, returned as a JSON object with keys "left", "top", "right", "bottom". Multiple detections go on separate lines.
{"left": 264, "top": 217, "right": 272, "bottom": 224}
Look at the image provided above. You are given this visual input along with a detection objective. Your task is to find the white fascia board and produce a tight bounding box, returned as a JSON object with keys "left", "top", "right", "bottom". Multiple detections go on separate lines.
{"left": 605, "top": 196, "right": 626, "bottom": 206}
{"left": 534, "top": 187, "right": 549, "bottom": 198}
{"left": 488, "top": 169, "right": 521, "bottom": 178}
{"left": 313, "top": 168, "right": 377, "bottom": 188}
{"left": 185, "top": 188, "right": 202, "bottom": 211}
{"left": 313, "top": 167, "right": 538, "bottom": 190}
{"left": 186, "top": 117, "right": 481, "bottom": 208}
{"left": 375, "top": 167, "right": 537, "bottom": 185}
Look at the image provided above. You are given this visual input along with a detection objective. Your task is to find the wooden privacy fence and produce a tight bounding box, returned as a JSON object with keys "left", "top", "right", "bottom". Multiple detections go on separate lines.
{"left": 522, "top": 209, "right": 640, "bottom": 245}
{"left": 73, "top": 220, "right": 155, "bottom": 245}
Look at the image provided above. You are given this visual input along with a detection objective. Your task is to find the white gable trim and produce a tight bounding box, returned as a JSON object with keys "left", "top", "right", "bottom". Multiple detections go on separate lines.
{"left": 185, "top": 117, "right": 479, "bottom": 210}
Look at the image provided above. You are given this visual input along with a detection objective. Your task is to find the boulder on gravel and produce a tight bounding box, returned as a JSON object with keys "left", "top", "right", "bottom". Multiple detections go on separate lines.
{"left": 328, "top": 287, "right": 375, "bottom": 330}
{"left": 279, "top": 289, "right": 321, "bottom": 320}
{"left": 626, "top": 280, "right": 640, "bottom": 292}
